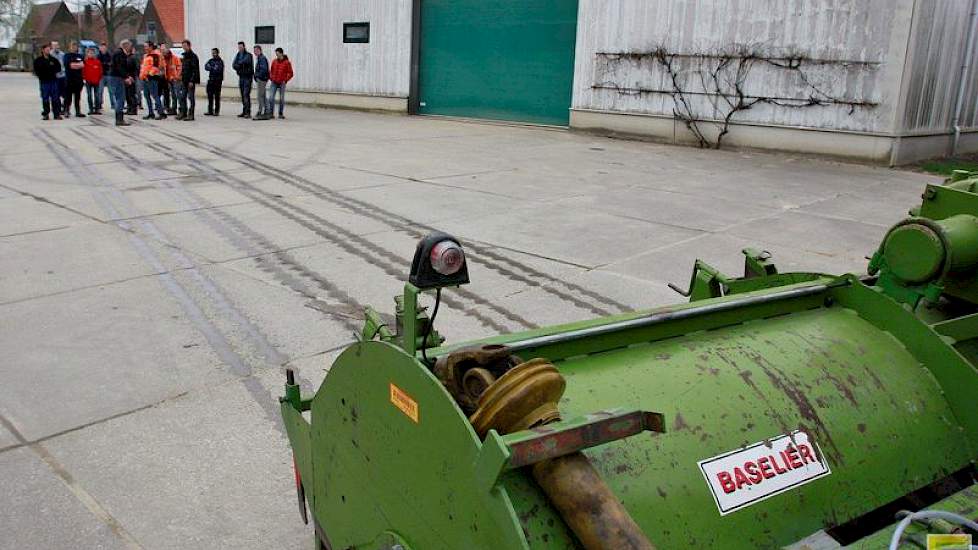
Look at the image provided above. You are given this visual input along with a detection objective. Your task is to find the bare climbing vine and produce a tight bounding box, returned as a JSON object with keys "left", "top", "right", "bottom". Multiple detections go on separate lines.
{"left": 593, "top": 45, "right": 880, "bottom": 149}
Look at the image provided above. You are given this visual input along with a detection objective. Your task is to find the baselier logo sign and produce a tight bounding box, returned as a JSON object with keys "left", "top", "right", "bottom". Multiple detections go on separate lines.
{"left": 698, "top": 431, "right": 831, "bottom": 515}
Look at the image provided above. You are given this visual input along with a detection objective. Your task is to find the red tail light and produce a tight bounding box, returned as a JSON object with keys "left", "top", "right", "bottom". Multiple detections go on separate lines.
{"left": 430, "top": 241, "right": 465, "bottom": 276}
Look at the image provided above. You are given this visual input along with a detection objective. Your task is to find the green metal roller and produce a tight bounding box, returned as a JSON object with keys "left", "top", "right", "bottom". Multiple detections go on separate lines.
{"left": 281, "top": 178, "right": 978, "bottom": 549}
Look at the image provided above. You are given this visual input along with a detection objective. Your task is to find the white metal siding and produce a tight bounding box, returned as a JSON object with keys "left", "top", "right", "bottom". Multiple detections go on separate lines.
{"left": 185, "top": 0, "right": 411, "bottom": 97}
{"left": 901, "top": 0, "right": 978, "bottom": 133}
{"left": 572, "top": 0, "right": 907, "bottom": 134}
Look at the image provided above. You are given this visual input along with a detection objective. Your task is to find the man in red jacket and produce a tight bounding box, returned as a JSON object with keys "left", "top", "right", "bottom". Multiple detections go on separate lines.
{"left": 82, "top": 47, "right": 103, "bottom": 115}
{"left": 265, "top": 47, "right": 293, "bottom": 120}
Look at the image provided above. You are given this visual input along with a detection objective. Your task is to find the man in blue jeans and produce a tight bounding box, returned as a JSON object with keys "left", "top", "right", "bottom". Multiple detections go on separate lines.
{"left": 178, "top": 40, "right": 200, "bottom": 121}
{"left": 98, "top": 42, "right": 112, "bottom": 112}
{"left": 33, "top": 43, "right": 62, "bottom": 120}
{"left": 107, "top": 40, "right": 134, "bottom": 126}
{"left": 266, "top": 48, "right": 293, "bottom": 119}
{"left": 51, "top": 41, "right": 66, "bottom": 116}
{"left": 139, "top": 41, "right": 166, "bottom": 120}
{"left": 231, "top": 41, "right": 254, "bottom": 118}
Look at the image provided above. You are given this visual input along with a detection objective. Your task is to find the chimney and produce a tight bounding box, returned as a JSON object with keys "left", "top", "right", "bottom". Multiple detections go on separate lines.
{"left": 84, "top": 4, "right": 93, "bottom": 29}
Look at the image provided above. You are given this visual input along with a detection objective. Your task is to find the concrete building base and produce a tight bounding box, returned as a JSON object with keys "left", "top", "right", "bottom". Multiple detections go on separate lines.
{"left": 890, "top": 132, "right": 978, "bottom": 165}
{"left": 569, "top": 109, "right": 978, "bottom": 166}
{"left": 281, "top": 89, "right": 408, "bottom": 112}
{"left": 197, "top": 87, "right": 408, "bottom": 113}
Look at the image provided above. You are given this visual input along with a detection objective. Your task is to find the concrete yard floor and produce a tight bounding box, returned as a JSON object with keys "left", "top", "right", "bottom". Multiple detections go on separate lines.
{"left": 0, "top": 71, "right": 939, "bottom": 549}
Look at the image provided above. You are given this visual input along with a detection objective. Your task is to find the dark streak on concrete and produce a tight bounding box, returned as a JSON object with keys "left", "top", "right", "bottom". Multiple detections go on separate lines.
{"left": 156, "top": 127, "right": 629, "bottom": 317}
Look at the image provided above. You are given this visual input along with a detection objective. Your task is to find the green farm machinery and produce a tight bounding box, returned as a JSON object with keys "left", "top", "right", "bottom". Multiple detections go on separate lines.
{"left": 281, "top": 173, "right": 978, "bottom": 549}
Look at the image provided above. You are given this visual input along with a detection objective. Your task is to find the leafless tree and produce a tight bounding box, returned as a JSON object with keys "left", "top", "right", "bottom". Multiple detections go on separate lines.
{"left": 0, "top": 0, "right": 31, "bottom": 35}
{"left": 593, "top": 45, "right": 880, "bottom": 149}
{"left": 90, "top": 0, "right": 144, "bottom": 46}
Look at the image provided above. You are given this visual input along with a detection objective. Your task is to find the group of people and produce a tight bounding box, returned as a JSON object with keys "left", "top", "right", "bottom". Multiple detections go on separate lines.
{"left": 230, "top": 41, "right": 294, "bottom": 120}
{"left": 33, "top": 39, "right": 294, "bottom": 126}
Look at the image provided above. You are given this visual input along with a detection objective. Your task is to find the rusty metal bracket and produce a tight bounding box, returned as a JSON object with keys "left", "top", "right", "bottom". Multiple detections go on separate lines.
{"left": 473, "top": 409, "right": 665, "bottom": 491}
{"left": 503, "top": 409, "right": 665, "bottom": 468}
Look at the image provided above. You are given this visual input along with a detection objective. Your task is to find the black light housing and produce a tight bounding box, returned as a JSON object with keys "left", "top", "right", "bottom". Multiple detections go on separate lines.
{"left": 409, "top": 231, "right": 470, "bottom": 289}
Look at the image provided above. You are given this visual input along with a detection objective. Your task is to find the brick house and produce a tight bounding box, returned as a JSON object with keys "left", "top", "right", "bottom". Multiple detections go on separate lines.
{"left": 13, "top": 1, "right": 78, "bottom": 67}
{"left": 77, "top": 4, "right": 141, "bottom": 47}
{"left": 139, "top": 0, "right": 185, "bottom": 47}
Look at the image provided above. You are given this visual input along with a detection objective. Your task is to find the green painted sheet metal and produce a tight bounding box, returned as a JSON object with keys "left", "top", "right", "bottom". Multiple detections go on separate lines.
{"left": 919, "top": 182, "right": 978, "bottom": 221}
{"left": 291, "top": 279, "right": 978, "bottom": 548}
{"left": 508, "top": 302, "right": 974, "bottom": 548}
{"left": 479, "top": 281, "right": 975, "bottom": 548}
{"left": 308, "top": 340, "right": 576, "bottom": 550}
{"left": 418, "top": 0, "right": 579, "bottom": 125}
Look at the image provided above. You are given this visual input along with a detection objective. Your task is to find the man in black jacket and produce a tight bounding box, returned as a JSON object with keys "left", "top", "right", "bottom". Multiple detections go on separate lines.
{"left": 125, "top": 47, "right": 140, "bottom": 115}
{"left": 178, "top": 39, "right": 201, "bottom": 121}
{"left": 62, "top": 41, "right": 85, "bottom": 118}
{"left": 34, "top": 43, "right": 62, "bottom": 120}
{"left": 204, "top": 48, "right": 224, "bottom": 116}
{"left": 107, "top": 40, "right": 134, "bottom": 126}
{"left": 231, "top": 41, "right": 254, "bottom": 118}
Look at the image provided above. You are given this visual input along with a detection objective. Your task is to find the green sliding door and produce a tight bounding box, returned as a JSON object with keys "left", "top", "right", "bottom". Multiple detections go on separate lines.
{"left": 418, "top": 0, "right": 579, "bottom": 125}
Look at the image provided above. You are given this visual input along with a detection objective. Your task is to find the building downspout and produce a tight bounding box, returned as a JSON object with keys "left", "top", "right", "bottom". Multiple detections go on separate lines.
{"left": 951, "top": 0, "right": 978, "bottom": 156}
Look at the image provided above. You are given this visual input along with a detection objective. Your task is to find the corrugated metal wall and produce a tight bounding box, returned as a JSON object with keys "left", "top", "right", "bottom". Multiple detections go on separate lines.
{"left": 572, "top": 0, "right": 906, "bottom": 134}
{"left": 184, "top": 0, "right": 978, "bottom": 140}
{"left": 901, "top": 0, "right": 978, "bottom": 133}
{"left": 185, "top": 0, "right": 412, "bottom": 97}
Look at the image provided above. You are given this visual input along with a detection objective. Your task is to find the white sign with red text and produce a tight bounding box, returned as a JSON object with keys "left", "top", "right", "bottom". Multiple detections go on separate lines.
{"left": 698, "top": 431, "right": 831, "bottom": 515}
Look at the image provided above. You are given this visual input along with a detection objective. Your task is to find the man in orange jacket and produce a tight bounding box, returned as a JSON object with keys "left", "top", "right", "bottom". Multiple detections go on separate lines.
{"left": 139, "top": 41, "right": 167, "bottom": 119}
{"left": 160, "top": 44, "right": 181, "bottom": 116}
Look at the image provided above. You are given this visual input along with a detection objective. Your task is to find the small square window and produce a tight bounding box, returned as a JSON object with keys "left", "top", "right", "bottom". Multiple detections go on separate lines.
{"left": 343, "top": 22, "right": 370, "bottom": 44}
{"left": 255, "top": 26, "right": 275, "bottom": 45}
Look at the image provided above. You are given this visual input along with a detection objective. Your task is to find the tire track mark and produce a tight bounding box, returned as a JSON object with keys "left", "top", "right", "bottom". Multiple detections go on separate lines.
{"left": 180, "top": 152, "right": 524, "bottom": 333}
{"left": 97, "top": 119, "right": 531, "bottom": 333}
{"left": 154, "top": 127, "right": 630, "bottom": 316}
{"left": 95, "top": 139, "right": 349, "bottom": 397}
{"left": 36, "top": 128, "right": 288, "bottom": 434}
{"left": 99, "top": 140, "right": 363, "bottom": 335}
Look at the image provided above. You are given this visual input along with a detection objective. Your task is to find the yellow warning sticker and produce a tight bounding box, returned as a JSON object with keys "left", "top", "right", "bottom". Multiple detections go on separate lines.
{"left": 389, "top": 382, "right": 419, "bottom": 423}
{"left": 928, "top": 534, "right": 972, "bottom": 550}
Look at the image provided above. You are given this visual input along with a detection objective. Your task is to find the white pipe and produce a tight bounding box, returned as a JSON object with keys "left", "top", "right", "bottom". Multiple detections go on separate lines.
{"left": 952, "top": 0, "right": 978, "bottom": 156}
{"left": 888, "top": 510, "right": 978, "bottom": 550}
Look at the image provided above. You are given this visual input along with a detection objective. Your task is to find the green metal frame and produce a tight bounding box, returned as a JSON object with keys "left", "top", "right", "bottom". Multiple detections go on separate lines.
{"left": 282, "top": 174, "right": 978, "bottom": 549}
{"left": 673, "top": 256, "right": 824, "bottom": 303}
